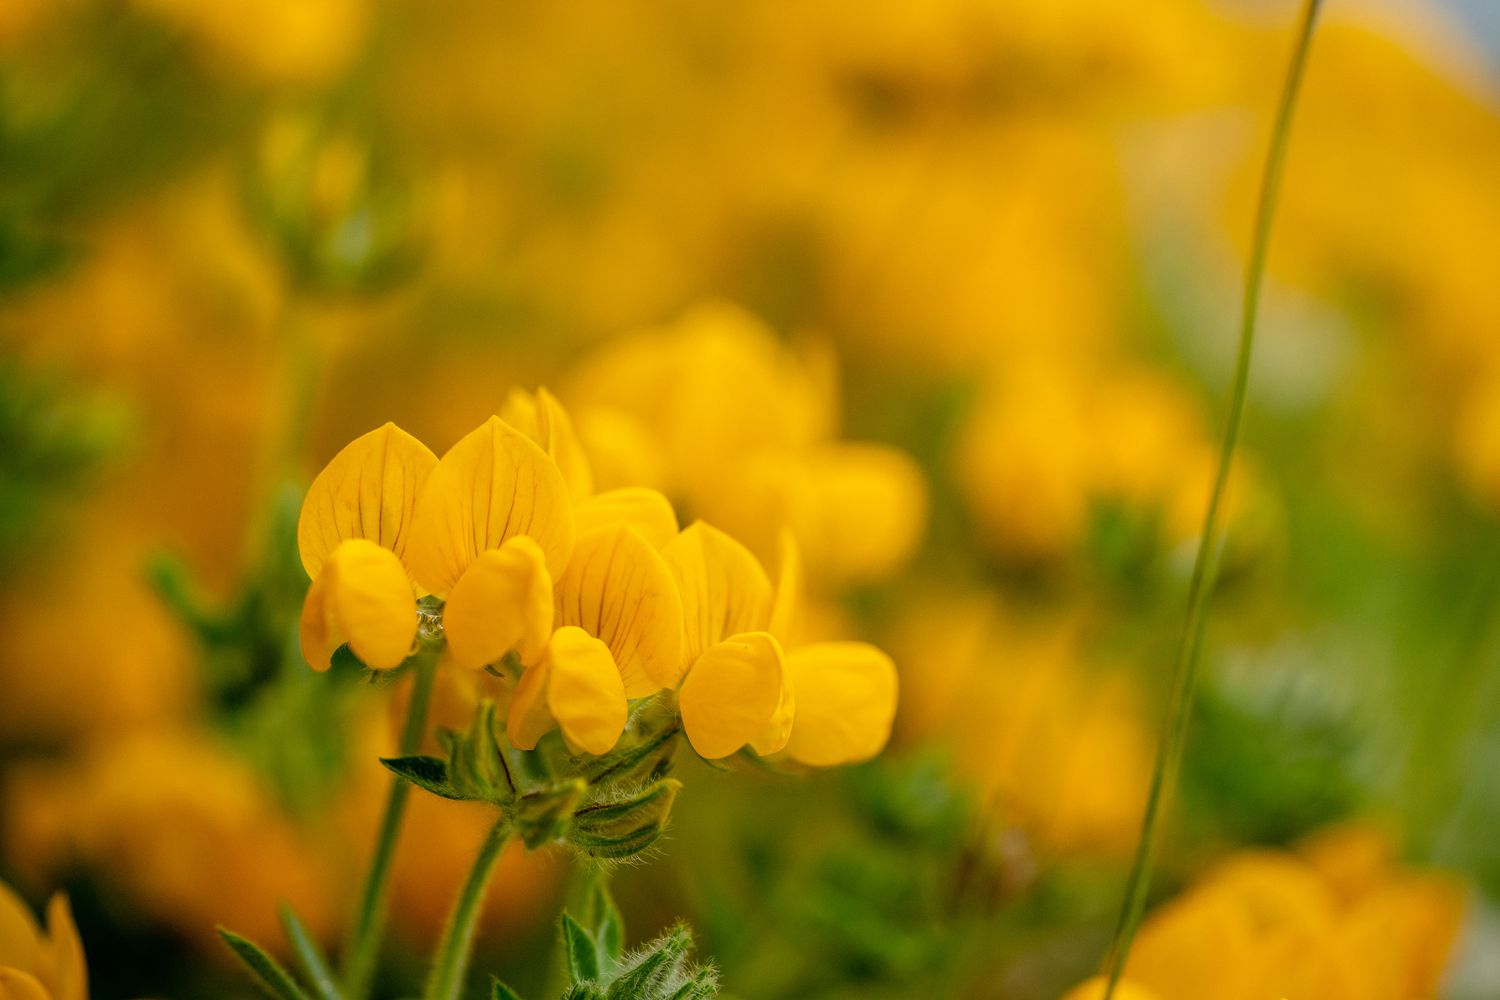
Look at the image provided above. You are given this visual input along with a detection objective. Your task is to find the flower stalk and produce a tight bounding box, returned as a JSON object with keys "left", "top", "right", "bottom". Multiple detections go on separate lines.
{"left": 1100, "top": 0, "right": 1325, "bottom": 995}
{"left": 343, "top": 645, "right": 441, "bottom": 1000}
{"left": 423, "top": 818, "right": 514, "bottom": 1000}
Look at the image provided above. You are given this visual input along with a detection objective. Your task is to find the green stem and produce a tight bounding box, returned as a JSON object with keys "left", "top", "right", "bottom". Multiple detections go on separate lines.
{"left": 423, "top": 819, "right": 513, "bottom": 1000}
{"left": 343, "top": 648, "right": 440, "bottom": 1000}
{"left": 1100, "top": 2, "right": 1323, "bottom": 994}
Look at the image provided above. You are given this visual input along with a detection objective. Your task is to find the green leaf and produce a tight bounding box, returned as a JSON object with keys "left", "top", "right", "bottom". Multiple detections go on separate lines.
{"left": 562, "top": 913, "right": 601, "bottom": 985}
{"left": 379, "top": 755, "right": 472, "bottom": 801}
{"left": 278, "top": 905, "right": 342, "bottom": 1000}
{"left": 218, "top": 927, "right": 314, "bottom": 1000}
{"left": 581, "top": 877, "right": 624, "bottom": 965}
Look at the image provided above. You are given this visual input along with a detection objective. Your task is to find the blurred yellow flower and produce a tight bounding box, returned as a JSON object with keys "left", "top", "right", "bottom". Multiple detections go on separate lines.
{"left": 567, "top": 301, "right": 927, "bottom": 587}
{"left": 1103, "top": 826, "right": 1465, "bottom": 1000}
{"left": 0, "top": 880, "right": 86, "bottom": 1000}
{"left": 130, "top": 0, "right": 369, "bottom": 85}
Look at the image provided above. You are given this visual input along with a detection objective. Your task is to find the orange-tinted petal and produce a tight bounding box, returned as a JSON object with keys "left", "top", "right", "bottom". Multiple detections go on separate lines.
{"left": 297, "top": 422, "right": 437, "bottom": 580}
{"left": 442, "top": 536, "right": 553, "bottom": 670}
{"left": 299, "top": 539, "right": 416, "bottom": 671}
{"left": 679, "top": 632, "right": 784, "bottom": 760}
{"left": 405, "top": 416, "right": 575, "bottom": 596}
{"left": 783, "top": 642, "right": 897, "bottom": 766}
{"left": 554, "top": 525, "right": 683, "bottom": 696}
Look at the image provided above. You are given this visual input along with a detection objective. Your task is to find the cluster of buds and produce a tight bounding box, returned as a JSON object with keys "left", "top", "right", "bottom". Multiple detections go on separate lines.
{"left": 297, "top": 388, "right": 898, "bottom": 855}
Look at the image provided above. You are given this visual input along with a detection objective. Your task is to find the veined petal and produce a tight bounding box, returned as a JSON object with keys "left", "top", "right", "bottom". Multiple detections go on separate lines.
{"left": 299, "top": 539, "right": 416, "bottom": 671}
{"left": 546, "top": 627, "right": 628, "bottom": 756}
{"left": 297, "top": 422, "right": 438, "bottom": 580}
{"left": 783, "top": 642, "right": 897, "bottom": 766}
{"left": 501, "top": 386, "right": 595, "bottom": 501}
{"left": 554, "top": 525, "right": 683, "bottom": 696}
{"left": 679, "top": 632, "right": 784, "bottom": 760}
{"left": 574, "top": 487, "right": 679, "bottom": 549}
{"left": 442, "top": 536, "right": 553, "bottom": 670}
{"left": 405, "top": 416, "right": 575, "bottom": 596}
{"left": 506, "top": 659, "right": 555, "bottom": 751}
{"left": 661, "top": 522, "right": 773, "bottom": 674}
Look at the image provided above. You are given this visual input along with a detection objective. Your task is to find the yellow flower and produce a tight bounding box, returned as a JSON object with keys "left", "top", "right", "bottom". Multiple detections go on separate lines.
{"left": 506, "top": 521, "right": 684, "bottom": 754}
{"left": 297, "top": 422, "right": 437, "bottom": 670}
{"left": 1059, "top": 978, "right": 1162, "bottom": 1000}
{"left": 0, "top": 880, "right": 86, "bottom": 1000}
{"left": 664, "top": 523, "right": 897, "bottom": 764}
{"left": 128, "top": 0, "right": 369, "bottom": 85}
{"left": 500, "top": 386, "right": 595, "bottom": 501}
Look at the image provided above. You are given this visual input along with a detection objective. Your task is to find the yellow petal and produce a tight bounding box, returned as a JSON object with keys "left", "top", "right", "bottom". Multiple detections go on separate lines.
{"left": 1059, "top": 977, "right": 1163, "bottom": 1000}
{"left": 507, "top": 659, "right": 556, "bottom": 751}
{"left": 554, "top": 525, "right": 683, "bottom": 696}
{"left": 679, "top": 632, "right": 785, "bottom": 760}
{"left": 442, "top": 536, "right": 553, "bottom": 670}
{"left": 299, "top": 539, "right": 416, "bottom": 671}
{"left": 0, "top": 881, "right": 41, "bottom": 978}
{"left": 404, "top": 416, "right": 575, "bottom": 596}
{"left": 661, "top": 522, "right": 772, "bottom": 674}
{"left": 783, "top": 642, "right": 897, "bottom": 766}
{"left": 545, "top": 626, "right": 627, "bottom": 756}
{"left": 768, "top": 528, "right": 803, "bottom": 644}
{"left": 748, "top": 671, "right": 796, "bottom": 757}
{"left": 0, "top": 968, "right": 51, "bottom": 1000}
{"left": 297, "top": 422, "right": 437, "bottom": 580}
{"left": 42, "top": 896, "right": 85, "bottom": 1000}
{"left": 500, "top": 386, "right": 595, "bottom": 500}
{"left": 573, "top": 488, "right": 680, "bottom": 549}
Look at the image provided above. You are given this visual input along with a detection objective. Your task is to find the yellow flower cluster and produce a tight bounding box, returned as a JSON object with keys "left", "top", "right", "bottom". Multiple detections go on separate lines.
{"left": 297, "top": 389, "right": 898, "bottom": 765}
{"left": 0, "top": 879, "right": 86, "bottom": 1000}
{"left": 1063, "top": 825, "right": 1465, "bottom": 1000}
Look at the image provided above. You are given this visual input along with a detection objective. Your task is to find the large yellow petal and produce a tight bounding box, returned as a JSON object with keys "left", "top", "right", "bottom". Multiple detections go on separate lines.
{"left": 679, "top": 632, "right": 785, "bottom": 760}
{"left": 545, "top": 627, "right": 627, "bottom": 756}
{"left": 0, "top": 967, "right": 51, "bottom": 1000}
{"left": 573, "top": 488, "right": 679, "bottom": 549}
{"left": 1059, "top": 977, "right": 1164, "bottom": 1000}
{"left": 297, "top": 422, "right": 437, "bottom": 580}
{"left": 554, "top": 525, "right": 683, "bottom": 696}
{"left": 661, "top": 522, "right": 772, "bottom": 675}
{"left": 299, "top": 539, "right": 416, "bottom": 671}
{"left": 404, "top": 416, "right": 575, "bottom": 597}
{"left": 507, "top": 659, "right": 555, "bottom": 751}
{"left": 783, "top": 642, "right": 897, "bottom": 766}
{"left": 41, "top": 896, "right": 84, "bottom": 1000}
{"left": 442, "top": 536, "right": 553, "bottom": 670}
{"left": 500, "top": 386, "right": 595, "bottom": 501}
{"left": 0, "top": 881, "right": 41, "bottom": 979}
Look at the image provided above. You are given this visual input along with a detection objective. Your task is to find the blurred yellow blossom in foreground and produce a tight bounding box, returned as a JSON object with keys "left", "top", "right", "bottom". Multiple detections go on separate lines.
{"left": 0, "top": 880, "right": 86, "bottom": 1000}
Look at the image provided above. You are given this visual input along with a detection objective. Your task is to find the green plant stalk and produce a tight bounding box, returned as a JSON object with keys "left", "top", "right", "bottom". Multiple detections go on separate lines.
{"left": 423, "top": 818, "right": 513, "bottom": 1000}
{"left": 1100, "top": 1, "right": 1324, "bottom": 994}
{"left": 343, "top": 647, "right": 441, "bottom": 1000}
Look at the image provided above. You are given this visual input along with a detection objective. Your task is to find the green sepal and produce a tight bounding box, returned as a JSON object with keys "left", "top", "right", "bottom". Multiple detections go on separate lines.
{"left": 515, "top": 778, "right": 588, "bottom": 848}
{"left": 580, "top": 876, "right": 624, "bottom": 965}
{"left": 562, "top": 914, "right": 601, "bottom": 985}
{"left": 580, "top": 721, "right": 680, "bottom": 788}
{"left": 492, "top": 979, "right": 529, "bottom": 1000}
{"left": 379, "top": 755, "right": 473, "bottom": 801}
{"left": 570, "top": 780, "right": 681, "bottom": 859}
{"left": 277, "top": 904, "right": 343, "bottom": 1000}
{"left": 218, "top": 927, "right": 314, "bottom": 1000}
{"left": 441, "top": 700, "right": 517, "bottom": 803}
{"left": 604, "top": 927, "right": 690, "bottom": 999}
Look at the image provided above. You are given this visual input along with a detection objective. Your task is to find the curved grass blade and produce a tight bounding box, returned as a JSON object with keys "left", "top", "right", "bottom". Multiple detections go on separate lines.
{"left": 1100, "top": 1, "right": 1326, "bottom": 995}
{"left": 279, "top": 903, "right": 344, "bottom": 1000}
{"left": 219, "top": 927, "right": 315, "bottom": 1000}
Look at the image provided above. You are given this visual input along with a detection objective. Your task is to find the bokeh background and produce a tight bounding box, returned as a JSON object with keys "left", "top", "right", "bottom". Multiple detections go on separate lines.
{"left": 3, "top": 0, "right": 1500, "bottom": 997}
